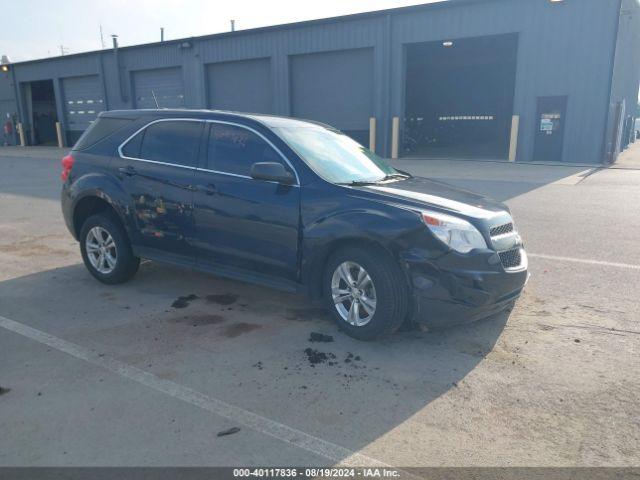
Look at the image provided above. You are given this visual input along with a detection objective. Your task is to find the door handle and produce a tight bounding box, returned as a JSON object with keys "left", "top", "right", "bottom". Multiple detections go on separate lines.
{"left": 196, "top": 183, "right": 217, "bottom": 195}
{"left": 118, "top": 165, "right": 137, "bottom": 177}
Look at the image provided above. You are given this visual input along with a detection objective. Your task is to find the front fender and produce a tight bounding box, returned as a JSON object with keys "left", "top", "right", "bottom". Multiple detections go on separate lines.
{"left": 304, "top": 207, "right": 413, "bottom": 247}
{"left": 300, "top": 206, "right": 424, "bottom": 295}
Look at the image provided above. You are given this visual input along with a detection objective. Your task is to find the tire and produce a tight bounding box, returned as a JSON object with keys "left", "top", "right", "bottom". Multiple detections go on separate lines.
{"left": 323, "top": 246, "right": 408, "bottom": 341}
{"left": 79, "top": 213, "right": 140, "bottom": 285}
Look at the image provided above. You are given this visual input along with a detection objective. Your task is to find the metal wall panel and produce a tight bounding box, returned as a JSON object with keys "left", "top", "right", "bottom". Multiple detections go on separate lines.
{"left": 0, "top": 72, "right": 15, "bottom": 104}
{"left": 5, "top": 0, "right": 634, "bottom": 163}
{"left": 389, "top": 0, "right": 621, "bottom": 164}
{"left": 132, "top": 67, "right": 185, "bottom": 109}
{"left": 194, "top": 15, "right": 385, "bottom": 122}
{"left": 62, "top": 75, "right": 104, "bottom": 131}
{"left": 206, "top": 58, "right": 272, "bottom": 113}
{"left": 290, "top": 48, "right": 374, "bottom": 143}
{"left": 0, "top": 73, "right": 18, "bottom": 145}
{"left": 605, "top": 0, "right": 640, "bottom": 159}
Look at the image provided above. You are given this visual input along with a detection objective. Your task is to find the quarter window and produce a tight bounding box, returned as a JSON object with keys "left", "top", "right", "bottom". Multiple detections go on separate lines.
{"left": 122, "top": 129, "right": 143, "bottom": 158}
{"left": 123, "top": 120, "right": 202, "bottom": 167}
{"left": 75, "top": 117, "right": 133, "bottom": 151}
{"left": 207, "top": 123, "right": 284, "bottom": 177}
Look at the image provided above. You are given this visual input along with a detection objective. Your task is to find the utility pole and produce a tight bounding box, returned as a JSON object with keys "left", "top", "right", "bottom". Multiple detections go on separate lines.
{"left": 161, "top": 27, "right": 165, "bottom": 42}
{"left": 59, "top": 45, "right": 68, "bottom": 56}
{"left": 100, "top": 25, "right": 106, "bottom": 48}
{"left": 230, "top": 19, "right": 235, "bottom": 32}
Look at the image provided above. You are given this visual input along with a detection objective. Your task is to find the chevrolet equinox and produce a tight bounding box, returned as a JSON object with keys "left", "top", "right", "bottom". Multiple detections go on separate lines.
{"left": 61, "top": 110, "right": 528, "bottom": 340}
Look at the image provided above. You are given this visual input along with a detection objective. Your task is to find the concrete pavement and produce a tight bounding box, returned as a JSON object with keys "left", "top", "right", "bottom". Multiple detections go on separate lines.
{"left": 0, "top": 149, "right": 638, "bottom": 467}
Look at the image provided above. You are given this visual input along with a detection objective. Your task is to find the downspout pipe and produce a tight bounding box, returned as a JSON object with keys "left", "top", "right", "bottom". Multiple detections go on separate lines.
{"left": 112, "top": 35, "right": 128, "bottom": 103}
{"left": 601, "top": 0, "right": 624, "bottom": 164}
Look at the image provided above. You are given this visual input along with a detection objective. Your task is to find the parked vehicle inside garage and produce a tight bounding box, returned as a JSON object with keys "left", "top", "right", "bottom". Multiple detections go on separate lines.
{"left": 61, "top": 109, "right": 528, "bottom": 340}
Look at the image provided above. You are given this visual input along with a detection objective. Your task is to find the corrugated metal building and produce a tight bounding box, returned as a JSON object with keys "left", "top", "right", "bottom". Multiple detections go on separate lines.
{"left": 0, "top": 64, "right": 18, "bottom": 145}
{"left": 0, "top": 0, "right": 638, "bottom": 164}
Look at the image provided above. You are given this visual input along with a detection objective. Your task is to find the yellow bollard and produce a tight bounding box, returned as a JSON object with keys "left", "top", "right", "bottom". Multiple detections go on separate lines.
{"left": 391, "top": 117, "right": 400, "bottom": 160}
{"left": 17, "top": 123, "right": 25, "bottom": 147}
{"left": 369, "top": 117, "right": 376, "bottom": 153}
{"left": 55, "top": 122, "right": 65, "bottom": 148}
{"left": 509, "top": 115, "right": 520, "bottom": 162}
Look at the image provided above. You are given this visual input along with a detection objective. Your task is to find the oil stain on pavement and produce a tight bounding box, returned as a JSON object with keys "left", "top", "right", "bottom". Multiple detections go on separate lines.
{"left": 206, "top": 293, "right": 238, "bottom": 306}
{"left": 222, "top": 322, "right": 262, "bottom": 338}
{"left": 171, "top": 294, "right": 199, "bottom": 309}
{"left": 169, "top": 314, "right": 226, "bottom": 327}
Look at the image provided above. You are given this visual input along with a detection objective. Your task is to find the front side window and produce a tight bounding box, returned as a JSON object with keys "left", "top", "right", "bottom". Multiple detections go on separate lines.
{"left": 273, "top": 125, "right": 401, "bottom": 185}
{"left": 123, "top": 120, "right": 202, "bottom": 167}
{"left": 207, "top": 123, "right": 284, "bottom": 177}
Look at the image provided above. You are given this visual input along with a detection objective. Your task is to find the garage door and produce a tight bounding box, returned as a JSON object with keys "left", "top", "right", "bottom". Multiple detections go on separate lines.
{"left": 290, "top": 48, "right": 373, "bottom": 145}
{"left": 403, "top": 34, "right": 518, "bottom": 159}
{"left": 133, "top": 67, "right": 185, "bottom": 109}
{"left": 207, "top": 58, "right": 272, "bottom": 113}
{"left": 62, "top": 75, "right": 104, "bottom": 132}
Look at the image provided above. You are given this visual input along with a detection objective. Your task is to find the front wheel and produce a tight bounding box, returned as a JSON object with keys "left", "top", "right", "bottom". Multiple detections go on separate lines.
{"left": 79, "top": 213, "right": 140, "bottom": 285}
{"left": 323, "top": 246, "right": 408, "bottom": 341}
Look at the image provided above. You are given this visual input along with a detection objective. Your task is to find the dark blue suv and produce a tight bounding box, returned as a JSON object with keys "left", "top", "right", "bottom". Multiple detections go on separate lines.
{"left": 61, "top": 110, "right": 528, "bottom": 340}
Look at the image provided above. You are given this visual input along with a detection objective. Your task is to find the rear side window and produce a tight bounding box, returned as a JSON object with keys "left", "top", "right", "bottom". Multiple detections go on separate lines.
{"left": 74, "top": 117, "right": 133, "bottom": 150}
{"left": 123, "top": 120, "right": 202, "bottom": 167}
{"left": 122, "top": 130, "right": 143, "bottom": 157}
{"left": 207, "top": 123, "right": 284, "bottom": 176}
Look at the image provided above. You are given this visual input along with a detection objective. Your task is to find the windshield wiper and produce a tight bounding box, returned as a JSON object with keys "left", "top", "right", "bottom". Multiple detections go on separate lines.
{"left": 380, "top": 173, "right": 411, "bottom": 182}
{"left": 339, "top": 180, "right": 381, "bottom": 186}
{"left": 339, "top": 173, "right": 411, "bottom": 187}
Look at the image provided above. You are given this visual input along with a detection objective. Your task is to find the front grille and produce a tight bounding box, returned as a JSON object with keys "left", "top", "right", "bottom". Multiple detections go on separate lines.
{"left": 490, "top": 222, "right": 514, "bottom": 237}
{"left": 499, "top": 248, "right": 522, "bottom": 269}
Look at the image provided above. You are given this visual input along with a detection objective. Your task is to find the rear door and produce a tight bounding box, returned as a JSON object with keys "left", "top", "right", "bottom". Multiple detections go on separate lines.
{"left": 192, "top": 121, "right": 300, "bottom": 281}
{"left": 533, "top": 96, "right": 567, "bottom": 162}
{"left": 115, "top": 119, "right": 203, "bottom": 263}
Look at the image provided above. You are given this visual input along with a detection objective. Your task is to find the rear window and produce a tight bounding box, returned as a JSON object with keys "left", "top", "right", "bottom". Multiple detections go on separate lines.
{"left": 73, "top": 117, "right": 133, "bottom": 150}
{"left": 122, "top": 120, "right": 202, "bottom": 167}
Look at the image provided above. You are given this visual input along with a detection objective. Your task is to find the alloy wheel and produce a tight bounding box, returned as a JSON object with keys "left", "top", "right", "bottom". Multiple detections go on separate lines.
{"left": 85, "top": 226, "right": 118, "bottom": 274}
{"left": 331, "top": 261, "right": 377, "bottom": 327}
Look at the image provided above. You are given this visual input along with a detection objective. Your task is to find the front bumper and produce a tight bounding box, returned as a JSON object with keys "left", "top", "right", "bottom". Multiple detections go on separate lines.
{"left": 403, "top": 247, "right": 529, "bottom": 328}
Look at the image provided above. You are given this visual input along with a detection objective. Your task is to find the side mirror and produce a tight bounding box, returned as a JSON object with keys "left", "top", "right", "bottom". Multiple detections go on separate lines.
{"left": 250, "top": 162, "right": 295, "bottom": 185}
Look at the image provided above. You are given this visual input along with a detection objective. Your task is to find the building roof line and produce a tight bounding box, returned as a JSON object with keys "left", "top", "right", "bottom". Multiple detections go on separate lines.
{"left": 8, "top": 0, "right": 491, "bottom": 67}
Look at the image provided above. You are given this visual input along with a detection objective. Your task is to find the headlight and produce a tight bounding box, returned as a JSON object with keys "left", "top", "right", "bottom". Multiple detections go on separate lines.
{"left": 420, "top": 210, "right": 487, "bottom": 253}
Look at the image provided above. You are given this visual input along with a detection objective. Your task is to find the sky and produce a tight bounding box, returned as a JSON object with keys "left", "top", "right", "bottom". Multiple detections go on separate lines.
{"left": 1, "top": 0, "right": 442, "bottom": 62}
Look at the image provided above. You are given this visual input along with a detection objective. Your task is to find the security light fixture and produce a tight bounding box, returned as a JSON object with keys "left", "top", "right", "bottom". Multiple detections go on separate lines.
{"left": 443, "top": 41, "right": 454, "bottom": 47}
{"left": 0, "top": 64, "right": 9, "bottom": 73}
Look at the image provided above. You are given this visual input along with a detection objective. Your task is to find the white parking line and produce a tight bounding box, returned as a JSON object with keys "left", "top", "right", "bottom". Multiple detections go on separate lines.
{"left": 529, "top": 253, "right": 640, "bottom": 270}
{"left": 0, "top": 314, "right": 387, "bottom": 468}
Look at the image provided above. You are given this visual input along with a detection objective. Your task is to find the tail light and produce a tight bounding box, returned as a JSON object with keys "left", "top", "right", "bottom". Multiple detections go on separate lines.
{"left": 61, "top": 154, "right": 74, "bottom": 182}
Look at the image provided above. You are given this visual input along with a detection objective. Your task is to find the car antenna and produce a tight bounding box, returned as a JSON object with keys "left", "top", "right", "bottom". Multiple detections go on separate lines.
{"left": 151, "top": 90, "right": 160, "bottom": 109}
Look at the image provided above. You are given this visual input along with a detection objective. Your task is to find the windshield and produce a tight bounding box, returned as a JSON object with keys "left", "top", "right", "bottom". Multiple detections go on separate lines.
{"left": 273, "top": 125, "right": 404, "bottom": 184}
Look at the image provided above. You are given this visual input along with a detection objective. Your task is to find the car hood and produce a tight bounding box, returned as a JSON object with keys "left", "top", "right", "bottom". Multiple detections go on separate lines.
{"left": 357, "top": 176, "right": 509, "bottom": 220}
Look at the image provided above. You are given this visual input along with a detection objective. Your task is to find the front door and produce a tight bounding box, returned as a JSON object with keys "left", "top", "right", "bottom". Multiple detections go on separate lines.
{"left": 192, "top": 122, "right": 300, "bottom": 281}
{"left": 115, "top": 119, "right": 203, "bottom": 263}
{"left": 533, "top": 96, "right": 567, "bottom": 162}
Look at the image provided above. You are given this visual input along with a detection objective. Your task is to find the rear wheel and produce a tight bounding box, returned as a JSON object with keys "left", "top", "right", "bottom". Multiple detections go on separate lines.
{"left": 323, "top": 246, "right": 408, "bottom": 341}
{"left": 79, "top": 213, "right": 139, "bottom": 284}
